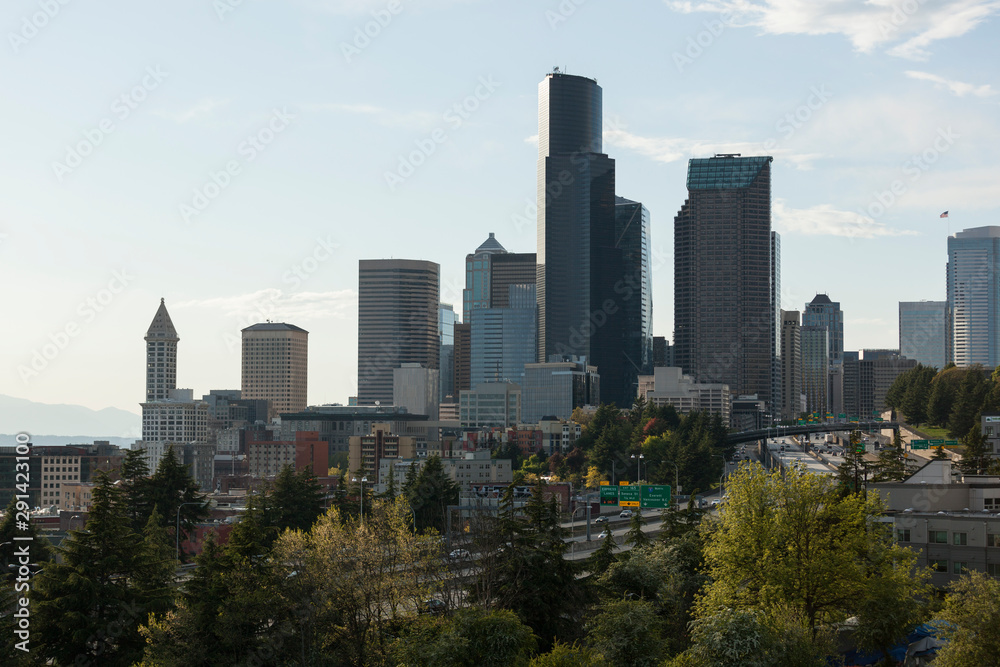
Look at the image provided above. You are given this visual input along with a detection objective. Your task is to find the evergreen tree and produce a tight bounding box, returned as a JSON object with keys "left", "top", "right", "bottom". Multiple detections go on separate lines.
{"left": 119, "top": 446, "right": 153, "bottom": 532}
{"left": 948, "top": 366, "right": 989, "bottom": 438}
{"left": 33, "top": 473, "right": 157, "bottom": 666}
{"left": 872, "top": 430, "right": 909, "bottom": 482}
{"left": 405, "top": 455, "right": 459, "bottom": 534}
{"left": 586, "top": 530, "right": 619, "bottom": 575}
{"left": 270, "top": 465, "right": 324, "bottom": 533}
{"left": 624, "top": 510, "right": 650, "bottom": 549}
{"left": 146, "top": 446, "right": 209, "bottom": 559}
{"left": 927, "top": 366, "right": 961, "bottom": 427}
{"left": 836, "top": 430, "right": 868, "bottom": 496}
{"left": 959, "top": 425, "right": 991, "bottom": 475}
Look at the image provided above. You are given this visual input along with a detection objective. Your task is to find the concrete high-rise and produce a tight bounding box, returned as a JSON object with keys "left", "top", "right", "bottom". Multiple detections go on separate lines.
{"left": 899, "top": 301, "right": 948, "bottom": 369}
{"left": 947, "top": 227, "right": 1000, "bottom": 367}
{"left": 673, "top": 154, "right": 775, "bottom": 410}
{"left": 780, "top": 310, "right": 803, "bottom": 420}
{"left": 615, "top": 196, "right": 654, "bottom": 403}
{"left": 144, "top": 298, "right": 178, "bottom": 403}
{"left": 803, "top": 294, "right": 844, "bottom": 364}
{"left": 241, "top": 322, "right": 309, "bottom": 417}
{"left": 771, "top": 231, "right": 782, "bottom": 418}
{"left": 439, "top": 304, "right": 456, "bottom": 401}
{"left": 139, "top": 300, "right": 208, "bottom": 470}
{"left": 536, "top": 70, "right": 632, "bottom": 408}
{"left": 357, "top": 259, "right": 440, "bottom": 406}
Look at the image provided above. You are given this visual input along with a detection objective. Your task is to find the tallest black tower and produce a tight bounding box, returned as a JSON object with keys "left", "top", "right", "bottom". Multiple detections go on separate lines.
{"left": 536, "top": 70, "right": 628, "bottom": 407}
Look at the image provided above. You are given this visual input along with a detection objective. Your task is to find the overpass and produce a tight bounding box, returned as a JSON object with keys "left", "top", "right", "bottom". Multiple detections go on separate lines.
{"left": 727, "top": 421, "right": 900, "bottom": 447}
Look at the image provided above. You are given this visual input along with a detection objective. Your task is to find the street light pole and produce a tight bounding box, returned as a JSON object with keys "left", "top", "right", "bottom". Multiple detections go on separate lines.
{"left": 175, "top": 501, "right": 203, "bottom": 562}
{"left": 352, "top": 477, "right": 369, "bottom": 524}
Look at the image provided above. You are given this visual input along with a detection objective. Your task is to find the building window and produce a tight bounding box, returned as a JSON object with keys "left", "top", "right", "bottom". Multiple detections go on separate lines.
{"left": 988, "top": 563, "right": 1000, "bottom": 578}
{"left": 988, "top": 534, "right": 1000, "bottom": 548}
{"left": 896, "top": 529, "right": 911, "bottom": 543}
{"left": 953, "top": 532, "right": 968, "bottom": 546}
{"left": 952, "top": 561, "right": 969, "bottom": 575}
{"left": 930, "top": 560, "right": 948, "bottom": 573}
{"left": 930, "top": 531, "right": 948, "bottom": 544}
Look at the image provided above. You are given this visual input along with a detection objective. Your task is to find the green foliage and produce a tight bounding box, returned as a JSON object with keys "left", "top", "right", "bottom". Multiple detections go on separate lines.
{"left": 586, "top": 530, "right": 619, "bottom": 576}
{"left": 529, "top": 641, "right": 606, "bottom": 666}
{"left": 623, "top": 509, "right": 650, "bottom": 548}
{"left": 144, "top": 446, "right": 209, "bottom": 559}
{"left": 697, "top": 464, "right": 932, "bottom": 640}
{"left": 394, "top": 608, "right": 537, "bottom": 667}
{"left": 405, "top": 455, "right": 460, "bottom": 534}
{"left": 934, "top": 571, "right": 1000, "bottom": 667}
{"left": 33, "top": 473, "right": 171, "bottom": 666}
{"left": 836, "top": 430, "right": 869, "bottom": 495}
{"left": 927, "top": 366, "right": 963, "bottom": 427}
{"left": 683, "top": 607, "right": 828, "bottom": 667}
{"left": 871, "top": 430, "right": 910, "bottom": 482}
{"left": 948, "top": 366, "right": 990, "bottom": 438}
{"left": 958, "top": 424, "right": 991, "bottom": 475}
{"left": 585, "top": 599, "right": 666, "bottom": 667}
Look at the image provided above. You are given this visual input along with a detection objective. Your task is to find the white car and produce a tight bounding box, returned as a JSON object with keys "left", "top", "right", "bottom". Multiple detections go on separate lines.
{"left": 449, "top": 549, "right": 471, "bottom": 560}
{"left": 619, "top": 509, "right": 634, "bottom": 519}
{"left": 598, "top": 530, "right": 611, "bottom": 539}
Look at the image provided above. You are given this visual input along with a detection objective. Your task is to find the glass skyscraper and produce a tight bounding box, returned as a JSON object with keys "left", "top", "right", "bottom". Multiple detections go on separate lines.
{"left": 947, "top": 226, "right": 1000, "bottom": 368}
{"left": 614, "top": 196, "right": 654, "bottom": 401}
{"left": 803, "top": 294, "right": 844, "bottom": 364}
{"left": 537, "top": 70, "right": 635, "bottom": 408}
{"left": 899, "top": 301, "right": 947, "bottom": 369}
{"left": 470, "top": 285, "right": 537, "bottom": 389}
{"left": 673, "top": 154, "right": 775, "bottom": 410}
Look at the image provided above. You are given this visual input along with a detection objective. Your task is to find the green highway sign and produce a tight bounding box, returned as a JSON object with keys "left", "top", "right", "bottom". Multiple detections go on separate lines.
{"left": 619, "top": 484, "right": 640, "bottom": 508}
{"left": 946, "top": 440, "right": 959, "bottom": 447}
{"left": 838, "top": 413, "right": 846, "bottom": 420}
{"left": 929, "top": 439, "right": 945, "bottom": 446}
{"left": 641, "top": 485, "right": 671, "bottom": 509}
{"left": 600, "top": 485, "right": 619, "bottom": 506}
{"left": 911, "top": 440, "right": 929, "bottom": 450}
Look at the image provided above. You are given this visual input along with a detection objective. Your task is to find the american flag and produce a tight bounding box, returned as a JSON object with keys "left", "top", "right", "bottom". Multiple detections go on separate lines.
{"left": 940, "top": 211, "right": 949, "bottom": 218}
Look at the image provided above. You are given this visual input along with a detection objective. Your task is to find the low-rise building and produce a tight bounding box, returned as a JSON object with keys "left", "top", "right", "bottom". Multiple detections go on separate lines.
{"left": 375, "top": 449, "right": 513, "bottom": 494}
{"left": 637, "top": 367, "right": 730, "bottom": 423}
{"left": 871, "top": 460, "right": 1000, "bottom": 586}
{"left": 349, "top": 423, "right": 417, "bottom": 484}
{"left": 459, "top": 382, "right": 521, "bottom": 428}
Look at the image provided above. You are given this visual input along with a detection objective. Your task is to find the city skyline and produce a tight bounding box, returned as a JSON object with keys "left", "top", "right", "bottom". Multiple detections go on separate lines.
{"left": 3, "top": 2, "right": 998, "bottom": 414}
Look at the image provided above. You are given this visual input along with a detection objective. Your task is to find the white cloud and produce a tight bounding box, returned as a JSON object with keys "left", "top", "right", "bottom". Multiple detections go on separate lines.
{"left": 664, "top": 0, "right": 1000, "bottom": 60}
{"left": 773, "top": 200, "right": 919, "bottom": 239}
{"left": 305, "top": 102, "right": 440, "bottom": 129}
{"left": 905, "top": 70, "right": 997, "bottom": 97}
{"left": 292, "top": 0, "right": 474, "bottom": 15}
{"left": 153, "top": 98, "right": 228, "bottom": 123}
{"left": 175, "top": 289, "right": 356, "bottom": 322}
{"left": 603, "top": 127, "right": 821, "bottom": 168}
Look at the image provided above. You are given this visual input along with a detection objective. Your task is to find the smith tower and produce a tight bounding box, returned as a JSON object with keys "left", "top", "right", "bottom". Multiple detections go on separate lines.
{"left": 536, "top": 70, "right": 627, "bottom": 406}
{"left": 145, "top": 298, "right": 178, "bottom": 402}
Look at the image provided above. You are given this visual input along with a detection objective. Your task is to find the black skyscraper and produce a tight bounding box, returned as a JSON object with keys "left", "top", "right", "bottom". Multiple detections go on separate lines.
{"left": 536, "top": 71, "right": 630, "bottom": 407}
{"left": 674, "top": 154, "right": 775, "bottom": 411}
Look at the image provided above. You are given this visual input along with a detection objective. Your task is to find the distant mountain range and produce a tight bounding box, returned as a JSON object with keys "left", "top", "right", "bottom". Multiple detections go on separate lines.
{"left": 0, "top": 394, "right": 140, "bottom": 446}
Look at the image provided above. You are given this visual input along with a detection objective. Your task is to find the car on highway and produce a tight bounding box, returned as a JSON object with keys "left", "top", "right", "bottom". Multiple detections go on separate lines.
{"left": 598, "top": 530, "right": 611, "bottom": 539}
{"left": 619, "top": 509, "right": 634, "bottom": 519}
{"left": 419, "top": 598, "right": 447, "bottom": 615}
{"left": 593, "top": 516, "right": 609, "bottom": 525}
{"left": 449, "top": 549, "right": 471, "bottom": 560}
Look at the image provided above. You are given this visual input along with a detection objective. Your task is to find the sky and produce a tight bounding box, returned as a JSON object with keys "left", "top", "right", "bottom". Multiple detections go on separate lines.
{"left": 1, "top": 0, "right": 998, "bottom": 416}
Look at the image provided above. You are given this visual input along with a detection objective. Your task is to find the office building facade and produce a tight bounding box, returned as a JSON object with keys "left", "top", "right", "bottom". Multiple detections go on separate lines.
{"left": 439, "top": 304, "right": 456, "bottom": 401}
{"left": 357, "top": 259, "right": 440, "bottom": 406}
{"left": 947, "top": 227, "right": 1000, "bottom": 368}
{"left": 536, "top": 71, "right": 628, "bottom": 407}
{"left": 780, "top": 310, "right": 803, "bottom": 420}
{"left": 521, "top": 357, "right": 600, "bottom": 423}
{"left": 470, "top": 284, "right": 537, "bottom": 388}
{"left": 615, "top": 196, "right": 654, "bottom": 405}
{"left": 801, "top": 326, "right": 829, "bottom": 416}
{"left": 673, "top": 155, "right": 775, "bottom": 412}
{"left": 899, "top": 301, "right": 948, "bottom": 369}
{"left": 241, "top": 322, "right": 308, "bottom": 418}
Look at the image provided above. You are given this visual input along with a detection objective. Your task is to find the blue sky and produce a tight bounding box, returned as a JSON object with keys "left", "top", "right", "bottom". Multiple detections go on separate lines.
{"left": 2, "top": 0, "right": 998, "bottom": 415}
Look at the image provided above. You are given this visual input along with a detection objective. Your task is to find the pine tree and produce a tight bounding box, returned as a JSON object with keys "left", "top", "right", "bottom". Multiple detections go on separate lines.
{"left": 119, "top": 447, "right": 153, "bottom": 532}
{"left": 33, "top": 473, "right": 153, "bottom": 665}
{"left": 405, "top": 455, "right": 459, "bottom": 534}
{"left": 587, "top": 530, "right": 619, "bottom": 575}
{"left": 147, "top": 446, "right": 209, "bottom": 559}
{"left": 872, "top": 430, "right": 909, "bottom": 482}
{"left": 270, "top": 465, "right": 324, "bottom": 533}
{"left": 836, "top": 430, "right": 869, "bottom": 496}
{"left": 959, "top": 424, "right": 991, "bottom": 475}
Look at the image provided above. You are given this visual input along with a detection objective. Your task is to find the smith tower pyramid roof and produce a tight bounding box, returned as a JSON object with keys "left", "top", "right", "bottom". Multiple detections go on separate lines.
{"left": 145, "top": 298, "right": 179, "bottom": 342}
